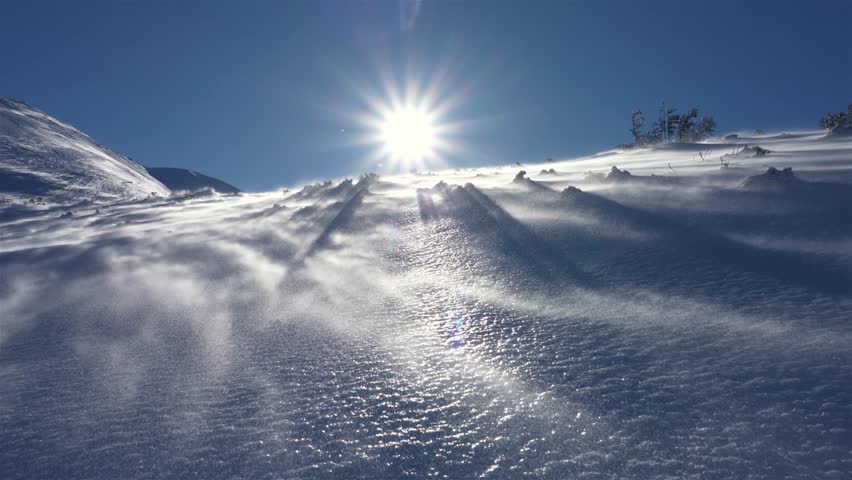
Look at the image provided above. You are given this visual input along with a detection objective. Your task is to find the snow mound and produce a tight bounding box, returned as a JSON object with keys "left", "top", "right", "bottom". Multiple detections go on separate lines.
{"left": 0, "top": 98, "right": 170, "bottom": 211}
{"left": 742, "top": 167, "right": 800, "bottom": 190}
{"left": 741, "top": 145, "right": 771, "bottom": 156}
{"left": 288, "top": 180, "right": 334, "bottom": 200}
{"left": 606, "top": 166, "right": 633, "bottom": 182}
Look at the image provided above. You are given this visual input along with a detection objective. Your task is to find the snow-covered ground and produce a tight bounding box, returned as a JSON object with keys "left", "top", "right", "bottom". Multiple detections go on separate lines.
{"left": 1, "top": 130, "right": 851, "bottom": 479}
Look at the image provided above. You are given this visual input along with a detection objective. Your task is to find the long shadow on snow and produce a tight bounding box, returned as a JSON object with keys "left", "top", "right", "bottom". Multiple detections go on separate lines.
{"left": 554, "top": 184, "right": 852, "bottom": 298}
{"left": 417, "top": 181, "right": 599, "bottom": 290}
{"left": 292, "top": 185, "right": 369, "bottom": 266}
{"left": 673, "top": 180, "right": 852, "bottom": 239}
{"left": 457, "top": 181, "right": 852, "bottom": 472}
{"left": 415, "top": 182, "right": 852, "bottom": 478}
{"left": 213, "top": 181, "right": 378, "bottom": 273}
{"left": 488, "top": 177, "right": 852, "bottom": 302}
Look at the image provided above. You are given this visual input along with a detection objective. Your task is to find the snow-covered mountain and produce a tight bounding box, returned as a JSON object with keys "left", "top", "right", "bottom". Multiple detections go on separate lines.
{"left": 144, "top": 166, "right": 240, "bottom": 194}
{"left": 0, "top": 98, "right": 170, "bottom": 213}
{"left": 1, "top": 128, "right": 851, "bottom": 479}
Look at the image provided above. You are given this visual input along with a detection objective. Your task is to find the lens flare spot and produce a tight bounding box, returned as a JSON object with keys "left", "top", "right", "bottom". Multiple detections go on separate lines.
{"left": 443, "top": 310, "right": 468, "bottom": 348}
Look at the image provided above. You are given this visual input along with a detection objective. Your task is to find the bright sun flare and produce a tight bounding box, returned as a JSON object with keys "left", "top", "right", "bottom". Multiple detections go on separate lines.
{"left": 380, "top": 107, "right": 436, "bottom": 161}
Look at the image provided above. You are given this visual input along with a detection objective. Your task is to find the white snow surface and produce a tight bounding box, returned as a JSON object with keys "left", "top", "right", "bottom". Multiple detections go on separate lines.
{"left": 1, "top": 129, "right": 851, "bottom": 479}
{"left": 0, "top": 98, "right": 169, "bottom": 214}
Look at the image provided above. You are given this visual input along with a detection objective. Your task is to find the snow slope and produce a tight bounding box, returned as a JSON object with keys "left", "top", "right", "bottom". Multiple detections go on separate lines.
{"left": 0, "top": 98, "right": 169, "bottom": 215}
{"left": 145, "top": 166, "right": 240, "bottom": 194}
{"left": 0, "top": 129, "right": 851, "bottom": 479}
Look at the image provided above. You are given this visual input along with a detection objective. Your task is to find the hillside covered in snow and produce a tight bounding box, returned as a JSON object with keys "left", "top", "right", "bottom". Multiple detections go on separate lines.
{"left": 0, "top": 98, "right": 170, "bottom": 217}
{"left": 1, "top": 128, "right": 851, "bottom": 479}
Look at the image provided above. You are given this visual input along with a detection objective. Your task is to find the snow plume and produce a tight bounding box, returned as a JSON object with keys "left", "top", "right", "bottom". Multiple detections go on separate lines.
{"left": 2, "top": 131, "right": 852, "bottom": 478}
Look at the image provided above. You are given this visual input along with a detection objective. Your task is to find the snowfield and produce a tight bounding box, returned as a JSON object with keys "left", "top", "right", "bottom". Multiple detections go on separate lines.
{"left": 1, "top": 129, "right": 851, "bottom": 479}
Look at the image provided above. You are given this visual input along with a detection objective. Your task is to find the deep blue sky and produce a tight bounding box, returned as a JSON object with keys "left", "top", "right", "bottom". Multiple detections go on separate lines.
{"left": 1, "top": 0, "right": 850, "bottom": 191}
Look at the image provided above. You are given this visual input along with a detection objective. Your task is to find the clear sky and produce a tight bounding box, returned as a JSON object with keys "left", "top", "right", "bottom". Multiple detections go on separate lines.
{"left": 1, "top": 0, "right": 850, "bottom": 191}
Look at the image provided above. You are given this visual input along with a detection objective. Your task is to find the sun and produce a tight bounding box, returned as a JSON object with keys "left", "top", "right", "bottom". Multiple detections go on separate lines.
{"left": 347, "top": 67, "right": 469, "bottom": 171}
{"left": 380, "top": 106, "right": 436, "bottom": 161}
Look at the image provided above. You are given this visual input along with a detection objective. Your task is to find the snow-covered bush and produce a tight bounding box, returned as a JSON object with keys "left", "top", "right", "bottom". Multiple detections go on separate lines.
{"left": 741, "top": 166, "right": 799, "bottom": 189}
{"left": 359, "top": 172, "right": 380, "bottom": 184}
{"left": 629, "top": 105, "right": 716, "bottom": 146}
{"left": 819, "top": 105, "right": 851, "bottom": 134}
